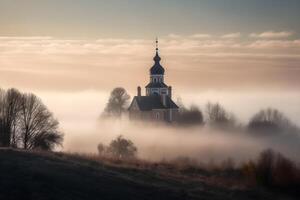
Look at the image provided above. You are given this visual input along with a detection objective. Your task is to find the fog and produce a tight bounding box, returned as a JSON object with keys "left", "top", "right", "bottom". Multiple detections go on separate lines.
{"left": 1, "top": 36, "right": 300, "bottom": 163}
{"left": 36, "top": 90, "right": 300, "bottom": 163}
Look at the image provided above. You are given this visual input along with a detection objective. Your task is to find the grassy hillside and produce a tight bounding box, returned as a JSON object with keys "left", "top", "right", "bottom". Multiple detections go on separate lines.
{"left": 0, "top": 149, "right": 294, "bottom": 200}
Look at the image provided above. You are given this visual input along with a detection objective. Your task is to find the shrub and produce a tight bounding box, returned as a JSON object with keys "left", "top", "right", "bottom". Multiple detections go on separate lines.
{"left": 107, "top": 135, "right": 137, "bottom": 159}
{"left": 242, "top": 149, "right": 300, "bottom": 193}
{"left": 248, "top": 108, "right": 300, "bottom": 136}
{"left": 177, "top": 105, "right": 204, "bottom": 126}
{"left": 97, "top": 143, "right": 106, "bottom": 156}
{"left": 98, "top": 135, "right": 138, "bottom": 159}
{"left": 221, "top": 157, "right": 236, "bottom": 171}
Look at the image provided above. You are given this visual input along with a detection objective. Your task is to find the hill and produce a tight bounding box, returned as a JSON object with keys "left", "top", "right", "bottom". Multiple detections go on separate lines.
{"left": 0, "top": 148, "right": 294, "bottom": 200}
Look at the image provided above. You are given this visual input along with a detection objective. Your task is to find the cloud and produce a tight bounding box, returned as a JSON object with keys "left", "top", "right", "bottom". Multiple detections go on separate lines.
{"left": 1, "top": 36, "right": 300, "bottom": 56}
{"left": 167, "top": 34, "right": 181, "bottom": 39}
{"left": 250, "top": 31, "right": 294, "bottom": 39}
{"left": 221, "top": 32, "right": 241, "bottom": 39}
{"left": 1, "top": 35, "right": 300, "bottom": 92}
{"left": 0, "top": 36, "right": 53, "bottom": 40}
{"left": 190, "top": 34, "right": 212, "bottom": 39}
{"left": 247, "top": 40, "right": 300, "bottom": 49}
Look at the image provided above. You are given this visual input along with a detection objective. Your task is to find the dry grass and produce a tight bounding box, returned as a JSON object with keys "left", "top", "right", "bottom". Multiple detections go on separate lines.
{"left": 58, "top": 149, "right": 300, "bottom": 195}
{"left": 53, "top": 152, "right": 246, "bottom": 190}
{"left": 1, "top": 148, "right": 299, "bottom": 200}
{"left": 242, "top": 149, "right": 300, "bottom": 195}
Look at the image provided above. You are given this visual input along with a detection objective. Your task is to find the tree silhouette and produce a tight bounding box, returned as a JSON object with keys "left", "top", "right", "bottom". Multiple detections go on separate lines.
{"left": 0, "top": 88, "right": 63, "bottom": 150}
{"left": 102, "top": 87, "right": 130, "bottom": 118}
{"left": 97, "top": 143, "right": 106, "bottom": 156}
{"left": 0, "top": 88, "right": 6, "bottom": 146}
{"left": 107, "top": 135, "right": 137, "bottom": 159}
{"left": 205, "top": 102, "right": 235, "bottom": 129}
{"left": 248, "top": 108, "right": 299, "bottom": 135}
{"left": 0, "top": 88, "right": 22, "bottom": 147}
{"left": 177, "top": 105, "right": 204, "bottom": 126}
{"left": 19, "top": 93, "right": 63, "bottom": 150}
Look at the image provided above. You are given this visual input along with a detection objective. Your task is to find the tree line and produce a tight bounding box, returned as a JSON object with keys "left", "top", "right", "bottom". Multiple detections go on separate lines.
{"left": 102, "top": 87, "right": 300, "bottom": 136}
{"left": 0, "top": 88, "right": 63, "bottom": 150}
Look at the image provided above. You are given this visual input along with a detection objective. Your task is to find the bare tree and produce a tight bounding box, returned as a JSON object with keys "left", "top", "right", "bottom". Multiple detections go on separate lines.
{"left": 177, "top": 105, "right": 204, "bottom": 126}
{"left": 32, "top": 131, "right": 63, "bottom": 151}
{"left": 5, "top": 88, "right": 22, "bottom": 147}
{"left": 0, "top": 88, "right": 22, "bottom": 147}
{"left": 243, "top": 149, "right": 300, "bottom": 188}
{"left": 0, "top": 88, "right": 5, "bottom": 146}
{"left": 102, "top": 87, "right": 130, "bottom": 118}
{"left": 248, "top": 108, "right": 299, "bottom": 135}
{"left": 0, "top": 88, "right": 63, "bottom": 150}
{"left": 19, "top": 93, "right": 63, "bottom": 150}
{"left": 205, "top": 102, "right": 235, "bottom": 129}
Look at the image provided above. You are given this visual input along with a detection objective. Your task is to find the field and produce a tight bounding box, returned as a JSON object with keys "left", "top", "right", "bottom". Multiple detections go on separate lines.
{"left": 0, "top": 148, "right": 297, "bottom": 200}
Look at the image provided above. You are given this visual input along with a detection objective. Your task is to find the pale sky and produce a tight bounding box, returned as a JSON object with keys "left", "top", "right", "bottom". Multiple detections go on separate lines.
{"left": 0, "top": 0, "right": 299, "bottom": 91}
{"left": 1, "top": 0, "right": 300, "bottom": 38}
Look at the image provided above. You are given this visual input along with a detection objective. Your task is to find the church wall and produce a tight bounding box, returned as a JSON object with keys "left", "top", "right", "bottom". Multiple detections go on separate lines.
{"left": 151, "top": 109, "right": 166, "bottom": 121}
{"left": 148, "top": 87, "right": 169, "bottom": 96}
{"left": 129, "top": 109, "right": 179, "bottom": 123}
{"left": 168, "top": 109, "right": 179, "bottom": 122}
{"left": 129, "top": 110, "right": 152, "bottom": 121}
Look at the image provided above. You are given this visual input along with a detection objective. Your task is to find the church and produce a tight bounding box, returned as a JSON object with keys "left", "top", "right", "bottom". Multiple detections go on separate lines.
{"left": 128, "top": 40, "right": 179, "bottom": 123}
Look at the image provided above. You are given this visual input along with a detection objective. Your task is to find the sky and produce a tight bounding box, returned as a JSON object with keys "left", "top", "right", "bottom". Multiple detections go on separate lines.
{"left": 0, "top": 0, "right": 299, "bottom": 91}
{"left": 0, "top": 0, "right": 300, "bottom": 135}
{"left": 1, "top": 0, "right": 300, "bottom": 38}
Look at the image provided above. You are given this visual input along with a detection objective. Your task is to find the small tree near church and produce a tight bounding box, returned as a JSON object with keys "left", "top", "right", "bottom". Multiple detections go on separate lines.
{"left": 102, "top": 87, "right": 130, "bottom": 118}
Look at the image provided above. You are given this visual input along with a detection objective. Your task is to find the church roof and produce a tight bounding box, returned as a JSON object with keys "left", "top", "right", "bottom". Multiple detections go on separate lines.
{"left": 145, "top": 82, "right": 168, "bottom": 88}
{"left": 130, "top": 95, "right": 179, "bottom": 111}
{"left": 150, "top": 52, "right": 165, "bottom": 75}
{"left": 150, "top": 39, "right": 165, "bottom": 75}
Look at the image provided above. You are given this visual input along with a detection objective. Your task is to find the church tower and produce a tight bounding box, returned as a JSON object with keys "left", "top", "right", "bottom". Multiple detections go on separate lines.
{"left": 128, "top": 39, "right": 178, "bottom": 123}
{"left": 145, "top": 39, "right": 172, "bottom": 98}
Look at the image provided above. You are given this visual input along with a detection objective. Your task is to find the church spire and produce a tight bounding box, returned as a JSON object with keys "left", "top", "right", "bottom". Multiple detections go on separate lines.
{"left": 156, "top": 37, "right": 158, "bottom": 53}
{"left": 150, "top": 38, "right": 164, "bottom": 75}
{"left": 153, "top": 37, "right": 161, "bottom": 63}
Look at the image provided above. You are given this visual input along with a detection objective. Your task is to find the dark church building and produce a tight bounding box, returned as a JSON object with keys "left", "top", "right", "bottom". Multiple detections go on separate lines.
{"left": 128, "top": 40, "right": 179, "bottom": 122}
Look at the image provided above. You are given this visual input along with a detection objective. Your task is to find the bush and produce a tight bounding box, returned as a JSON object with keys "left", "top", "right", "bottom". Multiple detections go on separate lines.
{"left": 248, "top": 108, "right": 300, "bottom": 136}
{"left": 177, "top": 105, "right": 204, "bottom": 126}
{"left": 97, "top": 143, "right": 106, "bottom": 156}
{"left": 242, "top": 149, "right": 300, "bottom": 193}
{"left": 97, "top": 135, "right": 138, "bottom": 159}
{"left": 107, "top": 135, "right": 137, "bottom": 159}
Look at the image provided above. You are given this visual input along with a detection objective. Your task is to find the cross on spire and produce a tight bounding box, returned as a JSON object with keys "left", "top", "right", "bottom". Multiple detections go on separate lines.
{"left": 156, "top": 37, "right": 158, "bottom": 53}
